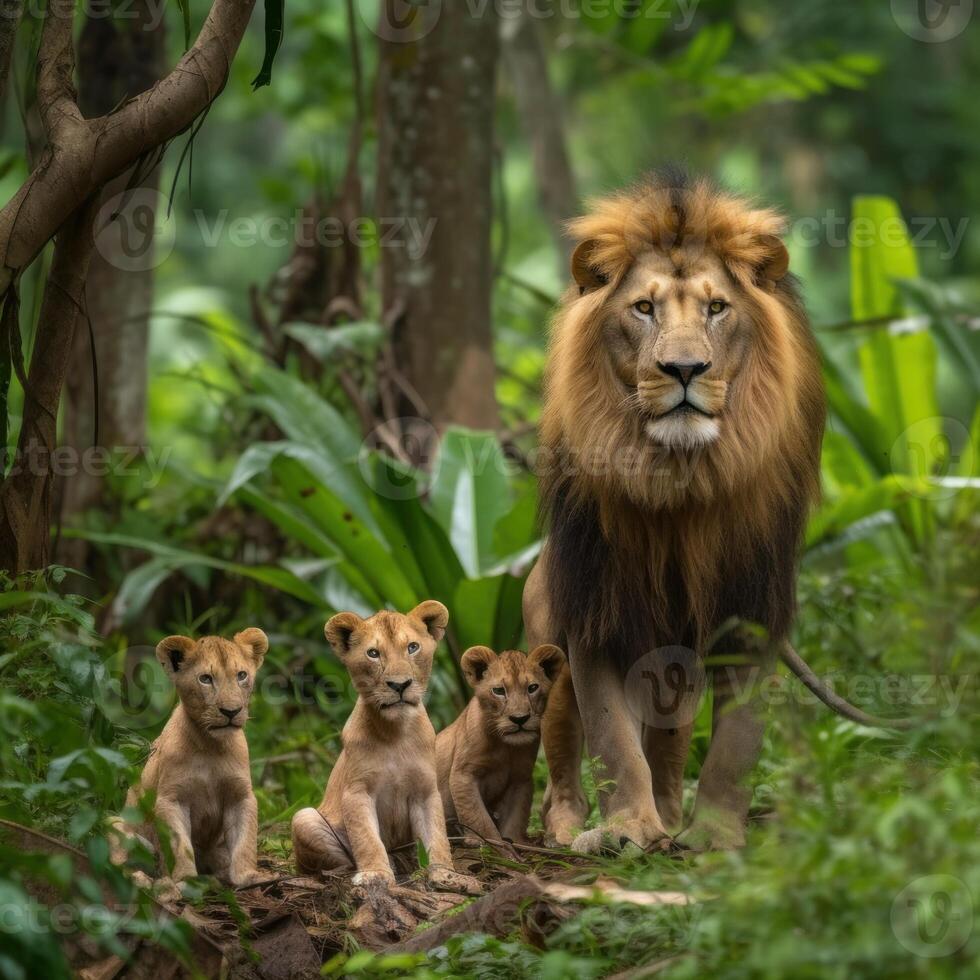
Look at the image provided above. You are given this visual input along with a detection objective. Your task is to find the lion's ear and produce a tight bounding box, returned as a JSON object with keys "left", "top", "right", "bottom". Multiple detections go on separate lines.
{"left": 156, "top": 636, "right": 197, "bottom": 678}
{"left": 528, "top": 644, "right": 566, "bottom": 681}
{"left": 571, "top": 239, "right": 608, "bottom": 293}
{"left": 461, "top": 646, "right": 497, "bottom": 687}
{"left": 234, "top": 628, "right": 269, "bottom": 664}
{"left": 410, "top": 600, "right": 449, "bottom": 643}
{"left": 756, "top": 235, "right": 790, "bottom": 286}
{"left": 325, "top": 612, "right": 364, "bottom": 658}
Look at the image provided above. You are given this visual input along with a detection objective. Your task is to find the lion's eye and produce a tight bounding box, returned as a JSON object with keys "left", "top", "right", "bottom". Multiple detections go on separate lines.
{"left": 527, "top": 683, "right": 540, "bottom": 694}
{"left": 237, "top": 670, "right": 248, "bottom": 683}
{"left": 199, "top": 674, "right": 213, "bottom": 686}
{"left": 708, "top": 299, "right": 727, "bottom": 316}
{"left": 491, "top": 686, "right": 506, "bottom": 697}
{"left": 366, "top": 648, "right": 381, "bottom": 660}
{"left": 633, "top": 299, "right": 654, "bottom": 317}
{"left": 407, "top": 641, "right": 420, "bottom": 655}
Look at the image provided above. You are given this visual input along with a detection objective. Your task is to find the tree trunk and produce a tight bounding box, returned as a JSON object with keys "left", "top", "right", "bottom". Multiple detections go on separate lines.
{"left": 376, "top": 0, "right": 500, "bottom": 435}
{"left": 0, "top": 0, "right": 23, "bottom": 109}
{"left": 0, "top": 201, "right": 97, "bottom": 574}
{"left": 58, "top": 3, "right": 165, "bottom": 563}
{"left": 502, "top": 14, "right": 577, "bottom": 270}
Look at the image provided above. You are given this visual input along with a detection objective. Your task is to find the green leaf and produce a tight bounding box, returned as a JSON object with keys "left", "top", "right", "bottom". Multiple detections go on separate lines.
{"left": 283, "top": 321, "right": 385, "bottom": 362}
{"left": 175, "top": 0, "right": 191, "bottom": 48}
{"left": 416, "top": 838, "right": 430, "bottom": 869}
{"left": 429, "top": 429, "right": 513, "bottom": 579}
{"left": 251, "top": 0, "right": 285, "bottom": 90}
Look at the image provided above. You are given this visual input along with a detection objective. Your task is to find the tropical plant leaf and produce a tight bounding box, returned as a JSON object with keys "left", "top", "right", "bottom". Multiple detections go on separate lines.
{"left": 251, "top": 0, "right": 285, "bottom": 90}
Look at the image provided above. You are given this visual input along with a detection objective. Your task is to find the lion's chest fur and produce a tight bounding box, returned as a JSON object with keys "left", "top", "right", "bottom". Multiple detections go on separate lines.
{"left": 321, "top": 707, "right": 439, "bottom": 848}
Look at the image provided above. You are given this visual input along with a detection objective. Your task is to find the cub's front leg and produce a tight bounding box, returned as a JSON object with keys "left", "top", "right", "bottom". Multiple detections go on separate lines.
{"left": 411, "top": 786, "right": 483, "bottom": 895}
{"left": 496, "top": 780, "right": 534, "bottom": 846}
{"left": 155, "top": 797, "right": 197, "bottom": 881}
{"left": 342, "top": 789, "right": 395, "bottom": 885}
{"left": 220, "top": 793, "right": 263, "bottom": 887}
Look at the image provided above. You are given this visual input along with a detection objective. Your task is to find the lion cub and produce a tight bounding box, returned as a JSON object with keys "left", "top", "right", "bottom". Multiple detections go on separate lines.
{"left": 291, "top": 602, "right": 481, "bottom": 894}
{"left": 436, "top": 644, "right": 565, "bottom": 849}
{"left": 109, "top": 629, "right": 268, "bottom": 888}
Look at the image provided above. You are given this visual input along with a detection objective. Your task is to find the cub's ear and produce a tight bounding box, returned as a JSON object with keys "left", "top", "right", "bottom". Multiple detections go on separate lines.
{"left": 234, "top": 628, "right": 269, "bottom": 663}
{"left": 528, "top": 644, "right": 566, "bottom": 681}
{"left": 571, "top": 239, "right": 608, "bottom": 294}
{"left": 156, "top": 636, "right": 197, "bottom": 678}
{"left": 324, "top": 612, "right": 364, "bottom": 658}
{"left": 461, "top": 646, "right": 497, "bottom": 687}
{"left": 410, "top": 600, "right": 449, "bottom": 643}
{"left": 755, "top": 235, "right": 790, "bottom": 288}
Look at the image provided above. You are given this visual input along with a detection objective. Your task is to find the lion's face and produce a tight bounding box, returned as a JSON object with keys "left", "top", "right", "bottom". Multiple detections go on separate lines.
{"left": 461, "top": 645, "right": 566, "bottom": 744}
{"left": 325, "top": 601, "right": 449, "bottom": 717}
{"left": 156, "top": 629, "right": 268, "bottom": 736}
{"left": 602, "top": 247, "right": 750, "bottom": 450}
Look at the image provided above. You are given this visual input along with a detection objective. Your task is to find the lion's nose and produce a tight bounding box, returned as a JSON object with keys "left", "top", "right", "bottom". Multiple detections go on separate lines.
{"left": 657, "top": 360, "right": 711, "bottom": 385}
{"left": 509, "top": 714, "right": 531, "bottom": 727}
{"left": 387, "top": 679, "right": 412, "bottom": 695}
{"left": 220, "top": 707, "right": 242, "bottom": 720}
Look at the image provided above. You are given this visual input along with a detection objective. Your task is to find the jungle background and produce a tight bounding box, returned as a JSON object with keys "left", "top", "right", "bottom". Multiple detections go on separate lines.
{"left": 0, "top": 0, "right": 978, "bottom": 977}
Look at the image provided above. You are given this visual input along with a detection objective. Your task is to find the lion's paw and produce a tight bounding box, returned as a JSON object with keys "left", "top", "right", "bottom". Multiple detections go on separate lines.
{"left": 674, "top": 822, "right": 745, "bottom": 853}
{"left": 352, "top": 870, "right": 396, "bottom": 888}
{"left": 428, "top": 865, "right": 484, "bottom": 896}
{"left": 571, "top": 818, "right": 670, "bottom": 855}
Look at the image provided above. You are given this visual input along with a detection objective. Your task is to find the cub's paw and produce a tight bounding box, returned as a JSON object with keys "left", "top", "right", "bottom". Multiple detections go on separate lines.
{"left": 130, "top": 870, "right": 154, "bottom": 891}
{"left": 152, "top": 876, "right": 186, "bottom": 905}
{"left": 543, "top": 801, "right": 587, "bottom": 847}
{"left": 352, "top": 869, "right": 396, "bottom": 888}
{"left": 427, "top": 865, "right": 483, "bottom": 896}
{"left": 230, "top": 869, "right": 267, "bottom": 888}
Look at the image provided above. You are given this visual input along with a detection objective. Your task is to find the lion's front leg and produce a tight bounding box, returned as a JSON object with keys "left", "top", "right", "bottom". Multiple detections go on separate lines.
{"left": 680, "top": 654, "right": 773, "bottom": 851}
{"left": 568, "top": 653, "right": 668, "bottom": 853}
{"left": 411, "top": 786, "right": 483, "bottom": 895}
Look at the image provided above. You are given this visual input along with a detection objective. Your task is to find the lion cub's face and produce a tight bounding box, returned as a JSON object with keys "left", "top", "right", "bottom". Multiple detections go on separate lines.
{"left": 325, "top": 601, "right": 449, "bottom": 716}
{"left": 461, "top": 645, "right": 566, "bottom": 744}
{"left": 156, "top": 629, "right": 268, "bottom": 736}
{"left": 604, "top": 247, "right": 753, "bottom": 450}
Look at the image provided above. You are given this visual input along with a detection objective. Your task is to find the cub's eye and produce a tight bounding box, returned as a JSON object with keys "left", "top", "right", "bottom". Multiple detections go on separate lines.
{"left": 407, "top": 641, "right": 421, "bottom": 655}
{"left": 633, "top": 299, "right": 654, "bottom": 316}
{"left": 237, "top": 670, "right": 248, "bottom": 683}
{"left": 199, "top": 674, "right": 213, "bottom": 686}
{"left": 708, "top": 299, "right": 727, "bottom": 316}
{"left": 527, "top": 683, "right": 540, "bottom": 694}
{"left": 491, "top": 686, "right": 506, "bottom": 697}
{"left": 366, "top": 648, "right": 381, "bottom": 660}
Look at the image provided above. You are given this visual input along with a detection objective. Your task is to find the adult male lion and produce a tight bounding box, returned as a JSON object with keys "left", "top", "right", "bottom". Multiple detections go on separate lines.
{"left": 524, "top": 169, "right": 828, "bottom": 853}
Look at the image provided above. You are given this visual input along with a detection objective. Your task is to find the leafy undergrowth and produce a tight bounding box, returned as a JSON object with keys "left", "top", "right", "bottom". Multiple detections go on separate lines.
{"left": 2, "top": 568, "right": 978, "bottom": 978}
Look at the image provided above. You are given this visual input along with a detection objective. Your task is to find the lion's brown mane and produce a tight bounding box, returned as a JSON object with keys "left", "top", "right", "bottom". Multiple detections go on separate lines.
{"left": 539, "top": 169, "right": 825, "bottom": 669}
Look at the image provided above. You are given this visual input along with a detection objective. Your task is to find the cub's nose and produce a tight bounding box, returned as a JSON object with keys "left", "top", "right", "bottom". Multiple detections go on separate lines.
{"left": 509, "top": 714, "right": 531, "bottom": 727}
{"left": 386, "top": 679, "right": 412, "bottom": 695}
{"left": 657, "top": 360, "right": 711, "bottom": 386}
{"left": 220, "top": 707, "right": 242, "bottom": 720}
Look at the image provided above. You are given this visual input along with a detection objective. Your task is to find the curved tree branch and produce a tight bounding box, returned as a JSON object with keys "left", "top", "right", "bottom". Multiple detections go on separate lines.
{"left": 0, "top": 0, "right": 257, "bottom": 293}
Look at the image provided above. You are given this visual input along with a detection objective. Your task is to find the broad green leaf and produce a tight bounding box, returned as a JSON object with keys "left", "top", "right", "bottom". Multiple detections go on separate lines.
{"left": 851, "top": 196, "right": 941, "bottom": 479}
{"left": 283, "top": 321, "right": 385, "bottom": 362}
{"left": 429, "top": 429, "right": 514, "bottom": 578}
